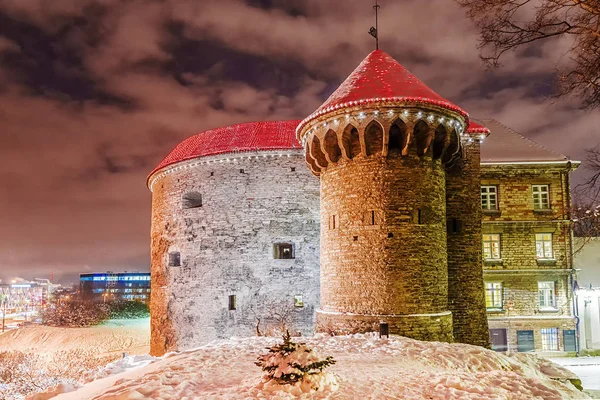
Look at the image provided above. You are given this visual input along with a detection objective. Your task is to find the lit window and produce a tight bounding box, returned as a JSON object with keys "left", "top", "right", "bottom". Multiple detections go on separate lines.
{"left": 168, "top": 252, "right": 181, "bottom": 267}
{"left": 541, "top": 328, "right": 559, "bottom": 351}
{"left": 294, "top": 295, "right": 304, "bottom": 308}
{"left": 481, "top": 186, "right": 498, "bottom": 210}
{"left": 535, "top": 233, "right": 553, "bottom": 259}
{"left": 538, "top": 281, "right": 556, "bottom": 309}
{"left": 228, "top": 295, "right": 236, "bottom": 311}
{"left": 483, "top": 234, "right": 501, "bottom": 259}
{"left": 485, "top": 282, "right": 503, "bottom": 309}
{"left": 274, "top": 243, "right": 295, "bottom": 259}
{"left": 532, "top": 185, "right": 550, "bottom": 209}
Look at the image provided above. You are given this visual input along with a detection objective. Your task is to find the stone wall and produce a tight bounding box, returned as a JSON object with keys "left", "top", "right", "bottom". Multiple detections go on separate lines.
{"left": 149, "top": 150, "right": 320, "bottom": 356}
{"left": 446, "top": 142, "right": 491, "bottom": 348}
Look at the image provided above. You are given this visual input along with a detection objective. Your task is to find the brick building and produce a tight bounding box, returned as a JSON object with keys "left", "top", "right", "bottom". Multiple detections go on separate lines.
{"left": 148, "top": 50, "right": 579, "bottom": 356}
{"left": 479, "top": 120, "right": 579, "bottom": 354}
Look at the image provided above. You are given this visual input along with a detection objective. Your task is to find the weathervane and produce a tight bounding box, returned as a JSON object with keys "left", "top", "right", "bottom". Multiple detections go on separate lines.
{"left": 369, "top": 0, "right": 380, "bottom": 49}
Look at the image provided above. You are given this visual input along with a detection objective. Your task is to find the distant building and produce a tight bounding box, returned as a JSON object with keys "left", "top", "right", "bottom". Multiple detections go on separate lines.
{"left": 80, "top": 272, "right": 151, "bottom": 304}
{"left": 0, "top": 279, "right": 59, "bottom": 314}
{"left": 574, "top": 237, "right": 600, "bottom": 353}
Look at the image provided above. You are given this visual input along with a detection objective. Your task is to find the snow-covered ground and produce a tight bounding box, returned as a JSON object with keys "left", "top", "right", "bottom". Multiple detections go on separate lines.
{"left": 47, "top": 334, "right": 588, "bottom": 400}
{"left": 550, "top": 357, "right": 600, "bottom": 391}
{"left": 0, "top": 318, "right": 149, "bottom": 357}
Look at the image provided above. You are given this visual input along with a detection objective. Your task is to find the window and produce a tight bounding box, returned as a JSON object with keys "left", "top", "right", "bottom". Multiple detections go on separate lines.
{"left": 532, "top": 185, "right": 550, "bottom": 209}
{"left": 481, "top": 186, "right": 498, "bottom": 210}
{"left": 538, "top": 281, "right": 556, "bottom": 309}
{"left": 541, "top": 328, "right": 559, "bottom": 351}
{"left": 290, "top": 167, "right": 296, "bottom": 172}
{"left": 370, "top": 210, "right": 376, "bottom": 225}
{"left": 294, "top": 295, "right": 304, "bottom": 308}
{"left": 483, "top": 234, "right": 501, "bottom": 259}
{"left": 447, "top": 218, "right": 462, "bottom": 234}
{"left": 485, "top": 282, "right": 503, "bottom": 309}
{"left": 182, "top": 192, "right": 202, "bottom": 209}
{"left": 535, "top": 233, "right": 553, "bottom": 259}
{"left": 274, "top": 243, "right": 294, "bottom": 259}
{"left": 239, "top": 169, "right": 244, "bottom": 173}
{"left": 228, "top": 295, "right": 236, "bottom": 311}
{"left": 168, "top": 252, "right": 181, "bottom": 267}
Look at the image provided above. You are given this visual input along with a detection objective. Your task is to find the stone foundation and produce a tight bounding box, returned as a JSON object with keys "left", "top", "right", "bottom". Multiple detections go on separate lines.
{"left": 315, "top": 309, "right": 454, "bottom": 342}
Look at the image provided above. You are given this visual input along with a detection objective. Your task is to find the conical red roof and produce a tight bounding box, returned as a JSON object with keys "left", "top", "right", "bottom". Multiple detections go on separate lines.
{"left": 297, "top": 50, "right": 468, "bottom": 135}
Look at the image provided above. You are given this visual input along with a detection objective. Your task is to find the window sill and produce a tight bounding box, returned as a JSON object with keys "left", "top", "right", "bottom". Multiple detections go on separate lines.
{"left": 533, "top": 209, "right": 553, "bottom": 214}
{"left": 486, "top": 308, "right": 505, "bottom": 313}
{"left": 538, "top": 307, "right": 559, "bottom": 313}
{"left": 536, "top": 258, "right": 557, "bottom": 266}
{"left": 484, "top": 259, "right": 503, "bottom": 266}
{"left": 482, "top": 209, "right": 501, "bottom": 216}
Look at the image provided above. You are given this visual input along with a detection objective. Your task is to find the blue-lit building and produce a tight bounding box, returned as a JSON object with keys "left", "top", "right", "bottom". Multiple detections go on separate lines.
{"left": 80, "top": 272, "right": 151, "bottom": 304}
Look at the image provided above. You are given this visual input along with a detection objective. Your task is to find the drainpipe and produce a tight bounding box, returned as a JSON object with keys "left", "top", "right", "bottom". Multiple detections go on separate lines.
{"left": 564, "top": 162, "right": 580, "bottom": 355}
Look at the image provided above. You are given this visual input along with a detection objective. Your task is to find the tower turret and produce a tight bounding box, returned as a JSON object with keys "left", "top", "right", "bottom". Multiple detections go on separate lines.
{"left": 297, "top": 50, "right": 477, "bottom": 342}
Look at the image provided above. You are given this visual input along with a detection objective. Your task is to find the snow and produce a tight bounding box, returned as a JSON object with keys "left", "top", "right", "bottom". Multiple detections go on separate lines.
{"left": 549, "top": 357, "right": 600, "bottom": 391}
{"left": 0, "top": 318, "right": 149, "bottom": 357}
{"left": 45, "top": 333, "right": 588, "bottom": 400}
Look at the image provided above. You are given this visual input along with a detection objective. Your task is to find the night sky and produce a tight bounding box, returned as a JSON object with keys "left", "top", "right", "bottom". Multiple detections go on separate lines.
{"left": 0, "top": 0, "right": 598, "bottom": 283}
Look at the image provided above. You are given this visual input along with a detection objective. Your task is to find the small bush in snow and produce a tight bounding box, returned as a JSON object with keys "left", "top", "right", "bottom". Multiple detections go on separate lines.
{"left": 0, "top": 350, "right": 119, "bottom": 400}
{"left": 40, "top": 300, "right": 111, "bottom": 327}
{"left": 255, "top": 331, "right": 336, "bottom": 393}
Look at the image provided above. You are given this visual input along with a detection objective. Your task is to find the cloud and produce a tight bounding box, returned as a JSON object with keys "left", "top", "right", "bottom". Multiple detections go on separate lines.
{"left": 0, "top": 0, "right": 597, "bottom": 282}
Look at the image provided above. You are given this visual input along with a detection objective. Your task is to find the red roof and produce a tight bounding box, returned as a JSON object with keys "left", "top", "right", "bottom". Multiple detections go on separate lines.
{"left": 149, "top": 120, "right": 302, "bottom": 180}
{"left": 467, "top": 121, "right": 491, "bottom": 134}
{"left": 297, "top": 50, "right": 468, "bottom": 135}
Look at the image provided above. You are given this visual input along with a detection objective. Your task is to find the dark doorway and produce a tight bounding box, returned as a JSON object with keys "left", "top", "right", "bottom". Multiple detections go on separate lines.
{"left": 564, "top": 330, "right": 577, "bottom": 352}
{"left": 489, "top": 328, "right": 508, "bottom": 352}
{"left": 517, "top": 330, "right": 535, "bottom": 352}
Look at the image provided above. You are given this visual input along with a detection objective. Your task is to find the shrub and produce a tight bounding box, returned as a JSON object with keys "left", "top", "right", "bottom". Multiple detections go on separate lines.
{"left": 256, "top": 331, "right": 336, "bottom": 393}
{"left": 0, "top": 350, "right": 119, "bottom": 400}
{"left": 40, "top": 300, "right": 110, "bottom": 327}
{"left": 108, "top": 301, "right": 149, "bottom": 319}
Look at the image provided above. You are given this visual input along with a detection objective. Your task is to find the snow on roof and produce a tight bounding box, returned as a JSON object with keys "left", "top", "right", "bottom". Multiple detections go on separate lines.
{"left": 148, "top": 120, "right": 302, "bottom": 181}
{"left": 296, "top": 50, "right": 468, "bottom": 136}
{"left": 479, "top": 119, "right": 572, "bottom": 164}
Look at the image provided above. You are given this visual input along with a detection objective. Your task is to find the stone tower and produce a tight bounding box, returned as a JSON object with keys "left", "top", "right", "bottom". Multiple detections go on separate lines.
{"left": 297, "top": 50, "right": 489, "bottom": 344}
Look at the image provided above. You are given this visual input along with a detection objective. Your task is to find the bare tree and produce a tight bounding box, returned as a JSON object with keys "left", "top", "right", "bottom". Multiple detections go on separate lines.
{"left": 457, "top": 0, "right": 600, "bottom": 109}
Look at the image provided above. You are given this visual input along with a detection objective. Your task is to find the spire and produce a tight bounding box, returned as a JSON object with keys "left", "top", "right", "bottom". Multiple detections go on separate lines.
{"left": 369, "top": 1, "right": 380, "bottom": 50}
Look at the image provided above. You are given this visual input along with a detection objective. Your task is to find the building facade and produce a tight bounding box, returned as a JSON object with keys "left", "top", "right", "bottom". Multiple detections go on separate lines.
{"left": 80, "top": 272, "right": 151, "bottom": 304}
{"left": 574, "top": 237, "right": 600, "bottom": 353}
{"left": 480, "top": 120, "right": 579, "bottom": 354}
{"left": 0, "top": 279, "right": 58, "bottom": 315}
{"left": 148, "top": 50, "right": 579, "bottom": 356}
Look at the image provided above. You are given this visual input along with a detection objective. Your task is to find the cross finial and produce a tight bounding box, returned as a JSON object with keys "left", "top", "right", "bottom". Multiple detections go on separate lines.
{"left": 369, "top": 1, "right": 380, "bottom": 50}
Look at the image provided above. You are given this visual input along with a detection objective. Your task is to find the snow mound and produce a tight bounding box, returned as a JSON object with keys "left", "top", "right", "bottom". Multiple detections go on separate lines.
{"left": 0, "top": 318, "right": 150, "bottom": 357}
{"left": 47, "top": 333, "right": 587, "bottom": 400}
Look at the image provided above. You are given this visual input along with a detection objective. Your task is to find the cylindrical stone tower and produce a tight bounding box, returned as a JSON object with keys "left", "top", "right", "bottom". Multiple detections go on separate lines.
{"left": 297, "top": 50, "right": 470, "bottom": 342}
{"left": 147, "top": 121, "right": 320, "bottom": 356}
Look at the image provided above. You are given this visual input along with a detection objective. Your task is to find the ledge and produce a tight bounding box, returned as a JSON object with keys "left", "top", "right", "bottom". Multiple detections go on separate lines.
{"left": 538, "top": 307, "right": 559, "bottom": 313}
{"left": 533, "top": 209, "right": 554, "bottom": 215}
{"left": 484, "top": 269, "right": 573, "bottom": 275}
{"left": 486, "top": 308, "right": 505, "bottom": 313}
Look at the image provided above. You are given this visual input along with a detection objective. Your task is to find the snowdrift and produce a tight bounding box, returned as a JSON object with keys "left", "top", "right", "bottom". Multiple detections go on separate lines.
{"left": 47, "top": 333, "right": 587, "bottom": 400}
{"left": 0, "top": 319, "right": 149, "bottom": 357}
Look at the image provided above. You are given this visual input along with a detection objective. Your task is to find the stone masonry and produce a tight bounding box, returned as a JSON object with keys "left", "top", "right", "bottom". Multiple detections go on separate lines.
{"left": 481, "top": 162, "right": 577, "bottom": 353}
{"left": 150, "top": 151, "right": 320, "bottom": 355}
